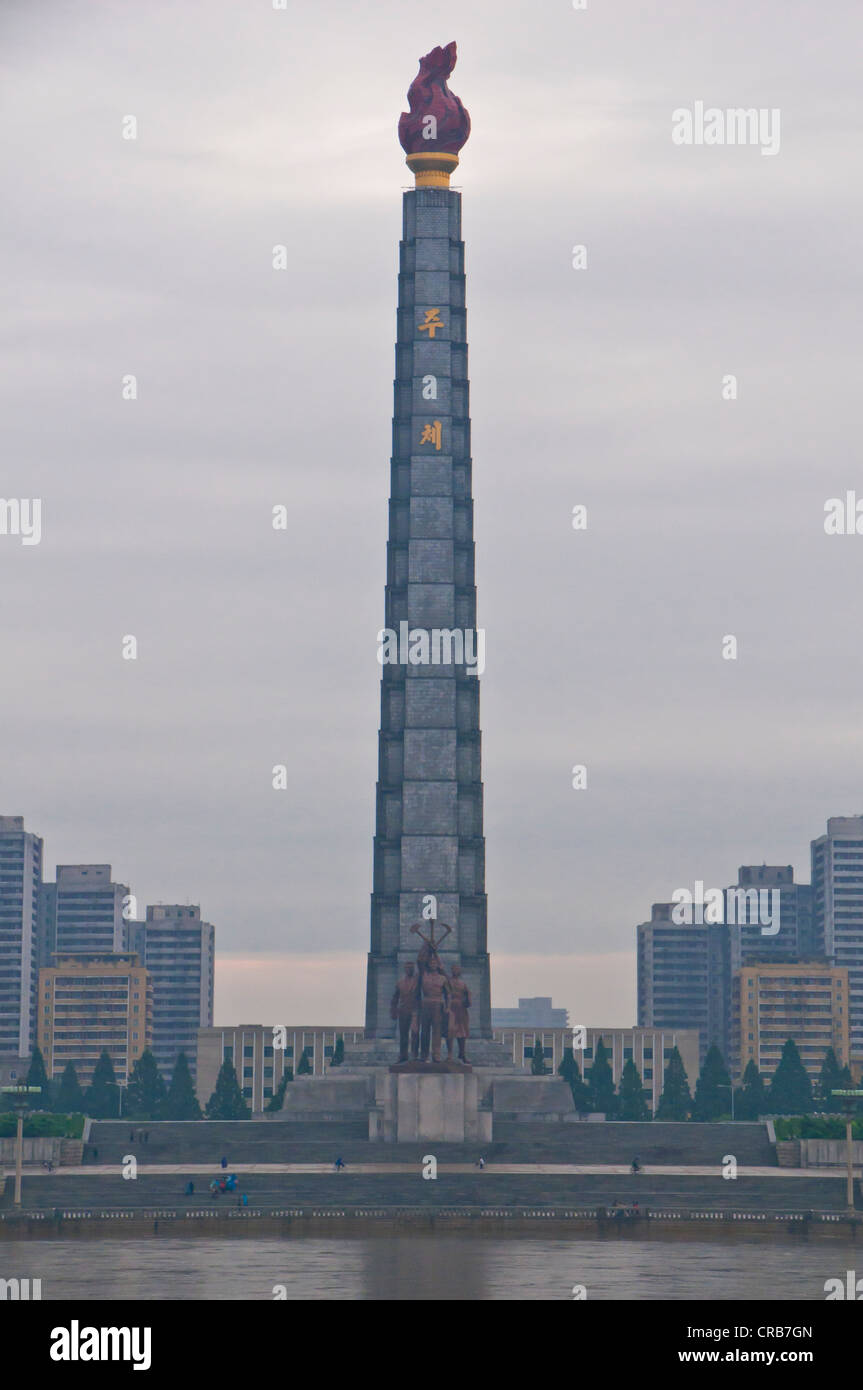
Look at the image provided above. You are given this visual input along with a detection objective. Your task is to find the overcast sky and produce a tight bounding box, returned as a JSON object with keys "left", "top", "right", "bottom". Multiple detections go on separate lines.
{"left": 2, "top": 0, "right": 861, "bottom": 1027}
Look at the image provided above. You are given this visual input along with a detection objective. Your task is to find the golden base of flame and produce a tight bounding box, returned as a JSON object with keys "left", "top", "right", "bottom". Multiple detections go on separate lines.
{"left": 405, "top": 152, "right": 460, "bottom": 188}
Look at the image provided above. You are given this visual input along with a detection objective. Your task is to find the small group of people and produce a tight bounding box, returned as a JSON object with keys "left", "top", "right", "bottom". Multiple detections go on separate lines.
{"left": 390, "top": 950, "right": 472, "bottom": 1065}
{"left": 130, "top": 1130, "right": 150, "bottom": 1144}
{"left": 610, "top": 1200, "right": 641, "bottom": 1220}
{"left": 210, "top": 1173, "right": 238, "bottom": 1196}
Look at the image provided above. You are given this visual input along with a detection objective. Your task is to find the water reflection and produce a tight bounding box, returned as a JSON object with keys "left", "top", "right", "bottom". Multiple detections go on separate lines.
{"left": 0, "top": 1235, "right": 854, "bottom": 1301}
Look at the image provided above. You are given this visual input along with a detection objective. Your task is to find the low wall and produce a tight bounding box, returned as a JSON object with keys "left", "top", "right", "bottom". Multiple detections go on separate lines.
{"left": 800, "top": 1139, "right": 863, "bottom": 1168}
{"left": 0, "top": 1137, "right": 61, "bottom": 1164}
{"left": 1, "top": 1207, "right": 860, "bottom": 1242}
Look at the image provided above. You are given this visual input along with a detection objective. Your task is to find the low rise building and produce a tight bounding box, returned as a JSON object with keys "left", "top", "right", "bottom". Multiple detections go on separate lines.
{"left": 196, "top": 1024, "right": 364, "bottom": 1110}
{"left": 493, "top": 1024, "right": 701, "bottom": 1113}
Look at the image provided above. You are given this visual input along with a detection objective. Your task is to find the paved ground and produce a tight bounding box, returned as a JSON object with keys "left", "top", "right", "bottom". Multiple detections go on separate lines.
{"left": 10, "top": 1162, "right": 846, "bottom": 1179}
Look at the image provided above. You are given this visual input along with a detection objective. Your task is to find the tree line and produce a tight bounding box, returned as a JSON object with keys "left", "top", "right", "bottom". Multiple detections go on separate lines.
{"left": 550, "top": 1037, "right": 853, "bottom": 1120}
{"left": 19, "top": 1041, "right": 343, "bottom": 1122}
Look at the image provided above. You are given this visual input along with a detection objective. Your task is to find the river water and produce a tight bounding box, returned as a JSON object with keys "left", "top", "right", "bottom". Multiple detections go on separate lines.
{"left": 1, "top": 1234, "right": 857, "bottom": 1299}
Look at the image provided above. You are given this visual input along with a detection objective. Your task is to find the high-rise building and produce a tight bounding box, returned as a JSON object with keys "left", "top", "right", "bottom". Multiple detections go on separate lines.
{"left": 48, "top": 864, "right": 130, "bottom": 956}
{"left": 37, "top": 952, "right": 152, "bottom": 1086}
{"left": 129, "top": 905, "right": 214, "bottom": 1081}
{"left": 726, "top": 865, "right": 814, "bottom": 970}
{"left": 0, "top": 815, "right": 43, "bottom": 1058}
{"left": 637, "top": 903, "right": 731, "bottom": 1065}
{"left": 812, "top": 816, "right": 863, "bottom": 1061}
{"left": 491, "top": 998, "right": 569, "bottom": 1029}
{"left": 365, "top": 44, "right": 490, "bottom": 1038}
{"left": 731, "top": 961, "right": 849, "bottom": 1085}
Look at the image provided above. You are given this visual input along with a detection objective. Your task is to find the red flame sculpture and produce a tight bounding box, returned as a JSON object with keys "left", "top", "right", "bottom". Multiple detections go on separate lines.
{"left": 398, "top": 42, "right": 471, "bottom": 157}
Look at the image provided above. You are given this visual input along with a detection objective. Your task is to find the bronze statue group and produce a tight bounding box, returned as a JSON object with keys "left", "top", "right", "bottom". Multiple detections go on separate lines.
{"left": 390, "top": 921, "right": 471, "bottom": 1065}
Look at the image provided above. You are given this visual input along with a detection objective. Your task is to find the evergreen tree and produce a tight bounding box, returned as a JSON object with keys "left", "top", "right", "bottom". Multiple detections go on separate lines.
{"left": 588, "top": 1038, "right": 617, "bottom": 1116}
{"left": 330, "top": 1038, "right": 345, "bottom": 1068}
{"left": 655, "top": 1046, "right": 692, "bottom": 1121}
{"left": 296, "top": 1049, "right": 313, "bottom": 1076}
{"left": 125, "top": 1049, "right": 168, "bottom": 1120}
{"left": 164, "top": 1051, "right": 202, "bottom": 1120}
{"left": 205, "top": 1058, "right": 250, "bottom": 1120}
{"left": 691, "top": 1045, "right": 732, "bottom": 1122}
{"left": 86, "top": 1050, "right": 121, "bottom": 1119}
{"left": 530, "top": 1039, "right": 548, "bottom": 1076}
{"left": 618, "top": 1058, "right": 650, "bottom": 1121}
{"left": 837, "top": 1064, "right": 854, "bottom": 1092}
{"left": 26, "top": 1045, "right": 52, "bottom": 1108}
{"left": 54, "top": 1061, "right": 85, "bottom": 1115}
{"left": 558, "top": 1048, "right": 591, "bottom": 1113}
{"left": 768, "top": 1039, "right": 813, "bottom": 1115}
{"left": 816, "top": 1048, "right": 843, "bottom": 1109}
{"left": 264, "top": 1070, "right": 293, "bottom": 1112}
{"left": 735, "top": 1059, "right": 767, "bottom": 1121}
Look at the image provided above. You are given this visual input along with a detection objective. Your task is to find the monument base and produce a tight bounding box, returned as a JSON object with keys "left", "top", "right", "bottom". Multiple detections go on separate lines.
{"left": 389, "top": 1060, "right": 472, "bottom": 1074}
{"left": 371, "top": 1069, "right": 492, "bottom": 1144}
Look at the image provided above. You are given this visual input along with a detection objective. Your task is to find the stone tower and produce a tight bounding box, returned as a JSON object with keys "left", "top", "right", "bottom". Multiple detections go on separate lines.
{"left": 365, "top": 43, "right": 491, "bottom": 1039}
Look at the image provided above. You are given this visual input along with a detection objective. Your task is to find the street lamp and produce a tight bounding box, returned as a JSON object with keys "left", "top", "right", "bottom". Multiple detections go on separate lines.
{"left": 831, "top": 1089, "right": 863, "bottom": 1213}
{"left": 1, "top": 1084, "right": 42, "bottom": 1208}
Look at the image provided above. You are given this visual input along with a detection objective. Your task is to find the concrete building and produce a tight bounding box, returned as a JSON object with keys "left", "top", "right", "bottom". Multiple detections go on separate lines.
{"left": 37, "top": 953, "right": 152, "bottom": 1086}
{"left": 129, "top": 905, "right": 214, "bottom": 1082}
{"left": 0, "top": 815, "right": 43, "bottom": 1058}
{"left": 46, "top": 865, "right": 130, "bottom": 957}
{"left": 637, "top": 903, "right": 731, "bottom": 1065}
{"left": 491, "top": 997, "right": 569, "bottom": 1029}
{"left": 364, "top": 168, "right": 490, "bottom": 1041}
{"left": 812, "top": 816, "right": 863, "bottom": 1061}
{"left": 196, "top": 1024, "right": 365, "bottom": 1110}
{"left": 731, "top": 961, "right": 850, "bottom": 1085}
{"left": 493, "top": 1025, "right": 700, "bottom": 1114}
{"left": 726, "top": 865, "right": 814, "bottom": 969}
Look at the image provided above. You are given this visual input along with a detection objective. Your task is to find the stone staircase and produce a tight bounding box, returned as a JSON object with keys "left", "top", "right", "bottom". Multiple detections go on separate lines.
{"left": 2, "top": 1170, "right": 852, "bottom": 1216}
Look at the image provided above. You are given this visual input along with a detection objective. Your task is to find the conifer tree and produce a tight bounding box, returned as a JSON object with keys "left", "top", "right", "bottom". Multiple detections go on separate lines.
{"left": 588, "top": 1037, "right": 618, "bottom": 1116}
{"left": 691, "top": 1045, "right": 732, "bottom": 1122}
{"left": 618, "top": 1058, "right": 650, "bottom": 1121}
{"left": 164, "top": 1051, "right": 202, "bottom": 1120}
{"left": 816, "top": 1048, "right": 843, "bottom": 1108}
{"left": 86, "top": 1050, "right": 121, "bottom": 1119}
{"left": 126, "top": 1049, "right": 168, "bottom": 1120}
{"left": 530, "top": 1039, "right": 548, "bottom": 1075}
{"left": 296, "top": 1049, "right": 313, "bottom": 1076}
{"left": 205, "top": 1058, "right": 250, "bottom": 1119}
{"left": 768, "top": 1039, "right": 813, "bottom": 1115}
{"left": 655, "top": 1046, "right": 692, "bottom": 1121}
{"left": 264, "top": 1070, "right": 293, "bottom": 1112}
{"left": 735, "top": 1059, "right": 767, "bottom": 1120}
{"left": 558, "top": 1048, "right": 591, "bottom": 1113}
{"left": 54, "top": 1062, "right": 85, "bottom": 1115}
{"left": 26, "top": 1045, "right": 51, "bottom": 1108}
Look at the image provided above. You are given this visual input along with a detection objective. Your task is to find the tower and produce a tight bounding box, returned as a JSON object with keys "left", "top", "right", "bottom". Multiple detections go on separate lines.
{"left": 365, "top": 44, "right": 491, "bottom": 1039}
